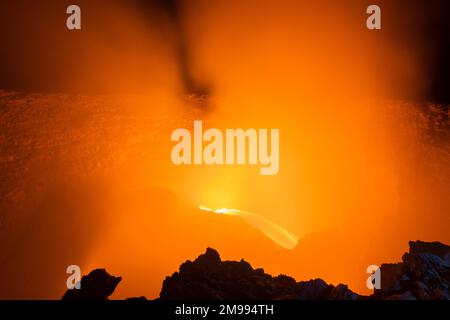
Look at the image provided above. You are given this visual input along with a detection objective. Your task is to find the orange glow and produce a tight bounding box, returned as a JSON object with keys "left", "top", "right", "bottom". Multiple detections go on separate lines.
{"left": 82, "top": 1, "right": 448, "bottom": 298}
{"left": 0, "top": 0, "right": 448, "bottom": 300}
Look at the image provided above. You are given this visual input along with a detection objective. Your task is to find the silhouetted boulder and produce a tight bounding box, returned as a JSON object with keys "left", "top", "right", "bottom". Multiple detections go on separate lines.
{"left": 374, "top": 241, "right": 450, "bottom": 300}
{"left": 62, "top": 269, "right": 121, "bottom": 300}
{"left": 409, "top": 240, "right": 450, "bottom": 259}
{"left": 159, "top": 247, "right": 360, "bottom": 300}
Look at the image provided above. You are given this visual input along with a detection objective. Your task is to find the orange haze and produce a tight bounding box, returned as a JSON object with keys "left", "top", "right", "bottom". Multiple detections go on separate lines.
{"left": 0, "top": 0, "right": 448, "bottom": 299}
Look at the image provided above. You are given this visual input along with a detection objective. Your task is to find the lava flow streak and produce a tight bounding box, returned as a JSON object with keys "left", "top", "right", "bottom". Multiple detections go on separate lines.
{"left": 199, "top": 205, "right": 298, "bottom": 250}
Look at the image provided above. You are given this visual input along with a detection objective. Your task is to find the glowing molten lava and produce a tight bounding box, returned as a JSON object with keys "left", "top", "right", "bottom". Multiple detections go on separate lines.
{"left": 199, "top": 205, "right": 298, "bottom": 250}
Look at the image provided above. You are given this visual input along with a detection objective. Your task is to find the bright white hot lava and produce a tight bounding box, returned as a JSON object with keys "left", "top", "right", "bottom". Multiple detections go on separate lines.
{"left": 199, "top": 205, "right": 298, "bottom": 250}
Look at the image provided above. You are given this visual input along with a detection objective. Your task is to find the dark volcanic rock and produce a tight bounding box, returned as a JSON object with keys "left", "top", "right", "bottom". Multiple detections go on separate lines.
{"left": 159, "top": 247, "right": 360, "bottom": 300}
{"left": 374, "top": 241, "right": 450, "bottom": 300}
{"left": 60, "top": 241, "right": 450, "bottom": 300}
{"left": 125, "top": 296, "right": 148, "bottom": 301}
{"left": 62, "top": 269, "right": 121, "bottom": 300}
{"left": 409, "top": 240, "right": 450, "bottom": 259}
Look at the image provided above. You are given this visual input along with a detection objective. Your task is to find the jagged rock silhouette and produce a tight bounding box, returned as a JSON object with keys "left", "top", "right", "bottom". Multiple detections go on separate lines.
{"left": 60, "top": 241, "right": 450, "bottom": 300}
{"left": 62, "top": 269, "right": 121, "bottom": 300}
{"left": 159, "top": 247, "right": 359, "bottom": 300}
{"left": 373, "top": 241, "right": 450, "bottom": 300}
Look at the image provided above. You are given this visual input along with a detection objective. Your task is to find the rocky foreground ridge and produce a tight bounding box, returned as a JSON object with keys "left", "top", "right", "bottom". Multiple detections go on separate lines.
{"left": 62, "top": 240, "right": 450, "bottom": 300}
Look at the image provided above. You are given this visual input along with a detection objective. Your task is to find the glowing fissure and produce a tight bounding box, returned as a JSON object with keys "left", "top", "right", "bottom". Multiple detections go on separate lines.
{"left": 199, "top": 205, "right": 298, "bottom": 250}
